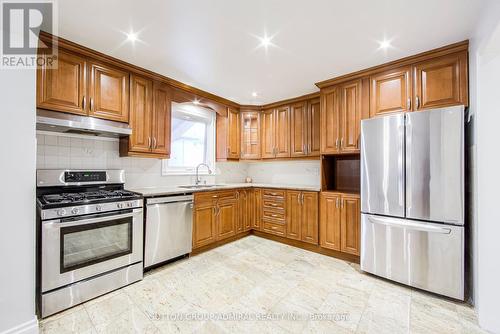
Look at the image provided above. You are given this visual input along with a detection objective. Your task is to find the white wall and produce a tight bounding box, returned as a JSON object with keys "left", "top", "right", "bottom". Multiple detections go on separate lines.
{"left": 472, "top": 0, "right": 500, "bottom": 332}
{"left": 0, "top": 69, "right": 38, "bottom": 333}
{"left": 246, "top": 160, "right": 320, "bottom": 186}
{"left": 36, "top": 132, "right": 248, "bottom": 188}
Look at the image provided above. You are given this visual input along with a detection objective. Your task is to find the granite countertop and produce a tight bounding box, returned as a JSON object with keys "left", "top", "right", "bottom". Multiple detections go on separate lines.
{"left": 128, "top": 183, "right": 321, "bottom": 197}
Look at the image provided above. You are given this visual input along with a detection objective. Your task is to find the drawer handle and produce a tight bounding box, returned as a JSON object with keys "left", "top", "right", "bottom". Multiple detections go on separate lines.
{"left": 271, "top": 226, "right": 278, "bottom": 230}
{"left": 270, "top": 203, "right": 278, "bottom": 207}
{"left": 271, "top": 214, "right": 278, "bottom": 217}
{"left": 212, "top": 195, "right": 218, "bottom": 198}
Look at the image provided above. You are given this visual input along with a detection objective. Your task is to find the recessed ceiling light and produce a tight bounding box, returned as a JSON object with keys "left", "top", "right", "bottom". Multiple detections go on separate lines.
{"left": 193, "top": 99, "right": 200, "bottom": 105}
{"left": 378, "top": 38, "right": 392, "bottom": 50}
{"left": 252, "top": 92, "right": 258, "bottom": 97}
{"left": 126, "top": 31, "right": 138, "bottom": 42}
{"left": 257, "top": 33, "right": 275, "bottom": 50}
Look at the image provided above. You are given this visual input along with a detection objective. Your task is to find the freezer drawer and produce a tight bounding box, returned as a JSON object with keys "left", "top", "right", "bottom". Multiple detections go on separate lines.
{"left": 361, "top": 113, "right": 405, "bottom": 217}
{"left": 360, "top": 214, "right": 464, "bottom": 300}
{"left": 145, "top": 195, "right": 193, "bottom": 268}
{"left": 405, "top": 106, "right": 464, "bottom": 224}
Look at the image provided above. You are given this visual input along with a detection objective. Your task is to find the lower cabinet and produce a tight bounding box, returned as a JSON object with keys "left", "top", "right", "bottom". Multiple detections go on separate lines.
{"left": 253, "top": 189, "right": 262, "bottom": 230}
{"left": 286, "top": 191, "right": 319, "bottom": 244}
{"left": 217, "top": 198, "right": 238, "bottom": 239}
{"left": 193, "top": 201, "right": 217, "bottom": 249}
{"left": 237, "top": 189, "right": 253, "bottom": 233}
{"left": 320, "top": 192, "right": 360, "bottom": 256}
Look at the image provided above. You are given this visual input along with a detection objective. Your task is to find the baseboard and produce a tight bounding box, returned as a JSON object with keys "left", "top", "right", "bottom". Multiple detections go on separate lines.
{"left": 190, "top": 231, "right": 251, "bottom": 255}
{"left": 1, "top": 316, "right": 38, "bottom": 334}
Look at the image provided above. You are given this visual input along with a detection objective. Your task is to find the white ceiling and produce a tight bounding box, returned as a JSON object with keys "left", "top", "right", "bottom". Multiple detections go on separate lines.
{"left": 57, "top": 0, "right": 483, "bottom": 105}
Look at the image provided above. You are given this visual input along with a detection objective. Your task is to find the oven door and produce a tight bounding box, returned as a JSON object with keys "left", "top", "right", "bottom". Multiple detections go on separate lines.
{"left": 41, "top": 208, "right": 143, "bottom": 292}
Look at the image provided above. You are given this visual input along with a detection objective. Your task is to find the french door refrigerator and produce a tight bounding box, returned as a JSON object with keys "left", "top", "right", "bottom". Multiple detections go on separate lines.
{"left": 360, "top": 105, "right": 464, "bottom": 300}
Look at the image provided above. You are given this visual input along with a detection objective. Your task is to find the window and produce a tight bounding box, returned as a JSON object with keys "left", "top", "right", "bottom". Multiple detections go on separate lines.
{"left": 162, "top": 103, "right": 215, "bottom": 175}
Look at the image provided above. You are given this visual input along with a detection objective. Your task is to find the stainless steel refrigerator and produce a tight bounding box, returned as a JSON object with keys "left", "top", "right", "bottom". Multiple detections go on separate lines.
{"left": 360, "top": 105, "right": 464, "bottom": 300}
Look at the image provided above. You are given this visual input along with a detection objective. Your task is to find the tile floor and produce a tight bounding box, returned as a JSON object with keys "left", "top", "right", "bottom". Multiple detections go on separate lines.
{"left": 40, "top": 236, "right": 485, "bottom": 334}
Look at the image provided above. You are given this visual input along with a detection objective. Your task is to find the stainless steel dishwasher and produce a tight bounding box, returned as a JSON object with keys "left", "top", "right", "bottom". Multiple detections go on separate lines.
{"left": 144, "top": 194, "right": 194, "bottom": 269}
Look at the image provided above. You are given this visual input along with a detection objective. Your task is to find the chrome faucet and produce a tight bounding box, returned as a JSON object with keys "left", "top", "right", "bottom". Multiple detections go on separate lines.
{"left": 195, "top": 163, "right": 212, "bottom": 185}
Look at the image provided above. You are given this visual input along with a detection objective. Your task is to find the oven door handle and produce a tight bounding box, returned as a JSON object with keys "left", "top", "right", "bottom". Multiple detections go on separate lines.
{"left": 45, "top": 209, "right": 143, "bottom": 228}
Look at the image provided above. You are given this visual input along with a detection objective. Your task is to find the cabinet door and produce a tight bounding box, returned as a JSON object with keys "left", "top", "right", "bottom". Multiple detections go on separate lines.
{"left": 193, "top": 203, "right": 217, "bottom": 248}
{"left": 253, "top": 188, "right": 262, "bottom": 230}
{"left": 88, "top": 61, "right": 129, "bottom": 122}
{"left": 341, "top": 195, "right": 360, "bottom": 256}
{"left": 275, "top": 106, "right": 291, "bottom": 158}
{"left": 340, "top": 80, "right": 362, "bottom": 152}
{"left": 308, "top": 98, "right": 321, "bottom": 157}
{"left": 217, "top": 199, "right": 237, "bottom": 240}
{"left": 370, "top": 67, "right": 411, "bottom": 117}
{"left": 245, "top": 189, "right": 254, "bottom": 231}
{"left": 319, "top": 192, "right": 341, "bottom": 251}
{"left": 301, "top": 192, "right": 318, "bottom": 245}
{"left": 128, "top": 75, "right": 153, "bottom": 153}
{"left": 241, "top": 112, "right": 261, "bottom": 160}
{"left": 261, "top": 109, "right": 275, "bottom": 159}
{"left": 236, "top": 190, "right": 245, "bottom": 233}
{"left": 286, "top": 191, "right": 302, "bottom": 240}
{"left": 37, "top": 50, "right": 87, "bottom": 115}
{"left": 290, "top": 102, "right": 307, "bottom": 157}
{"left": 413, "top": 51, "right": 468, "bottom": 110}
{"left": 216, "top": 114, "right": 228, "bottom": 161}
{"left": 321, "top": 86, "right": 340, "bottom": 153}
{"left": 151, "top": 82, "right": 171, "bottom": 156}
{"left": 227, "top": 107, "right": 240, "bottom": 159}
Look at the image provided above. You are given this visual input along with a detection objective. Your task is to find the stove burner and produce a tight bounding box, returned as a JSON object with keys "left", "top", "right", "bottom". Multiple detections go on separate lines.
{"left": 42, "top": 190, "right": 138, "bottom": 204}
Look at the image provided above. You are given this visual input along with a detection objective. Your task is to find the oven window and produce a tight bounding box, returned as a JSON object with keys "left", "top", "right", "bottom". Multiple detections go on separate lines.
{"left": 60, "top": 217, "right": 132, "bottom": 273}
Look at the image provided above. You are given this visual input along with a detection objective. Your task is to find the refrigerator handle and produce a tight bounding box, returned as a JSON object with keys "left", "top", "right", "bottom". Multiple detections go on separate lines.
{"left": 399, "top": 118, "right": 406, "bottom": 209}
{"left": 367, "top": 216, "right": 451, "bottom": 234}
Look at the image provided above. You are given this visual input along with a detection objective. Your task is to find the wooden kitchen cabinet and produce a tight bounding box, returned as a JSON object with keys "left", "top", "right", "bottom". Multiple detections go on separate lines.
{"left": 286, "top": 191, "right": 302, "bottom": 240}
{"left": 339, "top": 80, "right": 362, "bottom": 152}
{"left": 37, "top": 49, "right": 87, "bottom": 116}
{"left": 120, "top": 77, "right": 171, "bottom": 158}
{"left": 193, "top": 200, "right": 217, "bottom": 249}
{"left": 290, "top": 102, "right": 308, "bottom": 157}
{"left": 151, "top": 82, "right": 172, "bottom": 155}
{"left": 320, "top": 192, "right": 342, "bottom": 251}
{"left": 261, "top": 109, "right": 276, "bottom": 159}
{"left": 340, "top": 194, "right": 360, "bottom": 256}
{"left": 216, "top": 107, "right": 240, "bottom": 161}
{"left": 370, "top": 66, "right": 412, "bottom": 117}
{"left": 261, "top": 106, "right": 290, "bottom": 159}
{"left": 413, "top": 51, "right": 468, "bottom": 110}
{"left": 88, "top": 61, "right": 129, "bottom": 123}
{"left": 217, "top": 198, "right": 238, "bottom": 239}
{"left": 307, "top": 98, "right": 321, "bottom": 157}
{"left": 253, "top": 188, "right": 262, "bottom": 230}
{"left": 237, "top": 189, "right": 253, "bottom": 232}
{"left": 321, "top": 86, "right": 341, "bottom": 154}
{"left": 286, "top": 191, "right": 319, "bottom": 244}
{"left": 240, "top": 111, "right": 261, "bottom": 160}
{"left": 320, "top": 192, "right": 360, "bottom": 256}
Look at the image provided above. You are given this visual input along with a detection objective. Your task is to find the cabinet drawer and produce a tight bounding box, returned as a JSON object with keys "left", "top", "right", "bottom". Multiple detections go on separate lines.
{"left": 262, "top": 220, "right": 286, "bottom": 236}
{"left": 263, "top": 199, "right": 285, "bottom": 210}
{"left": 263, "top": 209, "right": 285, "bottom": 221}
{"left": 195, "top": 191, "right": 220, "bottom": 204}
{"left": 262, "top": 189, "right": 286, "bottom": 199}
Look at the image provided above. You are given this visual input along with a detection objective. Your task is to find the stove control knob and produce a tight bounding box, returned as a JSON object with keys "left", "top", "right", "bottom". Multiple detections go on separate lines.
{"left": 56, "top": 209, "right": 66, "bottom": 217}
{"left": 117, "top": 203, "right": 124, "bottom": 209}
{"left": 126, "top": 202, "right": 132, "bottom": 208}
{"left": 71, "top": 208, "right": 79, "bottom": 215}
{"left": 95, "top": 205, "right": 102, "bottom": 212}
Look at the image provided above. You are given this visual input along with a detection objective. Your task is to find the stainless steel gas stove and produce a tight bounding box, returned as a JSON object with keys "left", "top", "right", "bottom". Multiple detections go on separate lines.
{"left": 36, "top": 170, "right": 144, "bottom": 318}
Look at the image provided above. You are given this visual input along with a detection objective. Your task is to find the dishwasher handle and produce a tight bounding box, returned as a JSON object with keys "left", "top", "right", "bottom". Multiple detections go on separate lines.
{"left": 146, "top": 195, "right": 194, "bottom": 205}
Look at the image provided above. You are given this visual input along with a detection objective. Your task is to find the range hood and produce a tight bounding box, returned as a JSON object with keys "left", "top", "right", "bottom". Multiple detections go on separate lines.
{"left": 36, "top": 109, "right": 132, "bottom": 137}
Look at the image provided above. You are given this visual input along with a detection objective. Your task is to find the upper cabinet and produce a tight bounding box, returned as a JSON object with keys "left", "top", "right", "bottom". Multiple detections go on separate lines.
{"left": 120, "top": 76, "right": 171, "bottom": 158}
{"left": 413, "top": 52, "right": 468, "bottom": 110}
{"left": 240, "top": 111, "right": 261, "bottom": 160}
{"left": 216, "top": 107, "right": 240, "bottom": 161}
{"left": 307, "top": 98, "right": 321, "bottom": 157}
{"left": 88, "top": 61, "right": 129, "bottom": 123}
{"left": 370, "top": 66, "right": 412, "bottom": 117}
{"left": 321, "top": 79, "right": 365, "bottom": 154}
{"left": 370, "top": 50, "right": 468, "bottom": 117}
{"left": 37, "top": 49, "right": 87, "bottom": 116}
{"left": 261, "top": 106, "right": 290, "bottom": 159}
{"left": 37, "top": 48, "right": 130, "bottom": 123}
{"left": 290, "top": 102, "right": 308, "bottom": 157}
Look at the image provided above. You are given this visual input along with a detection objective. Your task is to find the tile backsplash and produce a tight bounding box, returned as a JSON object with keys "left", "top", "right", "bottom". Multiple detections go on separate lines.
{"left": 36, "top": 132, "right": 320, "bottom": 188}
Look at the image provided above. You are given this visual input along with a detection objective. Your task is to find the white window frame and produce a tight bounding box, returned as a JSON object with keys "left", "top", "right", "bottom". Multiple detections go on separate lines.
{"left": 162, "top": 103, "right": 216, "bottom": 176}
